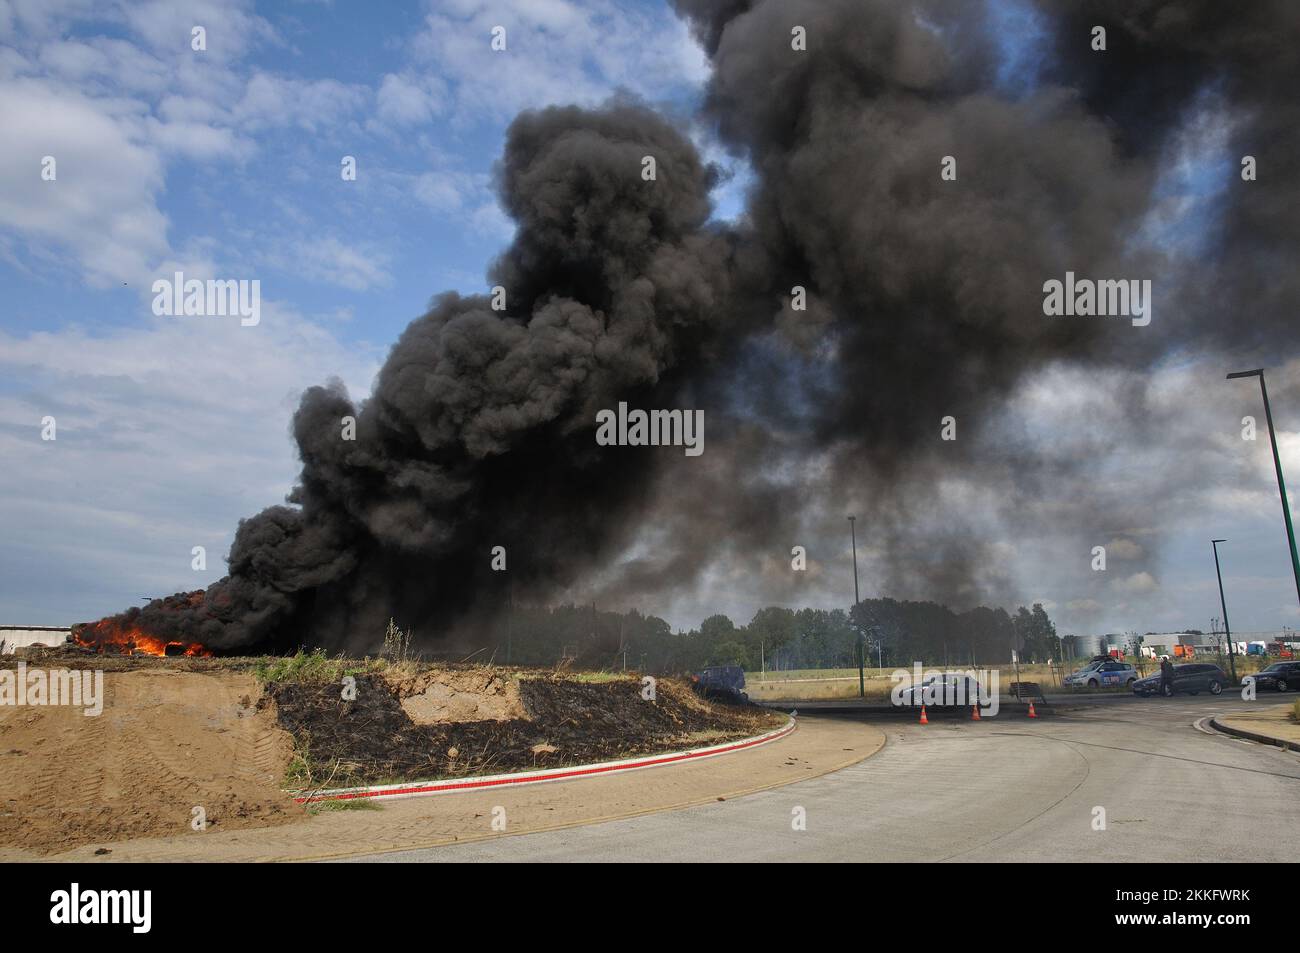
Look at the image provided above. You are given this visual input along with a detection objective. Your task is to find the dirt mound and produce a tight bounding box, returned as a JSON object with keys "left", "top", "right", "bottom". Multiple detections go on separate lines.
{"left": 0, "top": 670, "right": 301, "bottom": 857}
{"left": 268, "top": 671, "right": 782, "bottom": 786}
{"left": 389, "top": 670, "right": 525, "bottom": 724}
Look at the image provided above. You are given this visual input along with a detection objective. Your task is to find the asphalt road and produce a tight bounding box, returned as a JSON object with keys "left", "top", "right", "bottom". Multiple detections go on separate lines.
{"left": 339, "top": 694, "right": 1300, "bottom": 862}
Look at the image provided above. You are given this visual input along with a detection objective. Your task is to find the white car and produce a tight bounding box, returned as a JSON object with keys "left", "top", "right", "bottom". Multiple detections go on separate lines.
{"left": 1063, "top": 659, "right": 1137, "bottom": 689}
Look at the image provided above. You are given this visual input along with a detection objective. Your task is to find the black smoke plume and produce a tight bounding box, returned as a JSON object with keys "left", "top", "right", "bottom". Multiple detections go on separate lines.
{"left": 85, "top": 1, "right": 1300, "bottom": 652}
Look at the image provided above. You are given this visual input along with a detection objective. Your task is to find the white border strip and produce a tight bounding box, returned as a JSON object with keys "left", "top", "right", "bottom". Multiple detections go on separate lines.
{"left": 292, "top": 716, "right": 796, "bottom": 804}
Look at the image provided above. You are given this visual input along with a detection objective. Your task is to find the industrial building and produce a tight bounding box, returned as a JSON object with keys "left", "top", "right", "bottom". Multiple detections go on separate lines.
{"left": 0, "top": 624, "right": 71, "bottom": 654}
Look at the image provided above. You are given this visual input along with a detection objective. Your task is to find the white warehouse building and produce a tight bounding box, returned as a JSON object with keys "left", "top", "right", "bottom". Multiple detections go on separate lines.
{"left": 0, "top": 625, "right": 71, "bottom": 654}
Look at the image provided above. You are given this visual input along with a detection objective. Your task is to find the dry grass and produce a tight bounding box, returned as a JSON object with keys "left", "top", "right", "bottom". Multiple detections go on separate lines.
{"left": 747, "top": 663, "right": 1067, "bottom": 702}
{"left": 746, "top": 677, "right": 894, "bottom": 702}
{"left": 307, "top": 798, "right": 383, "bottom": 814}
{"left": 747, "top": 656, "right": 1279, "bottom": 702}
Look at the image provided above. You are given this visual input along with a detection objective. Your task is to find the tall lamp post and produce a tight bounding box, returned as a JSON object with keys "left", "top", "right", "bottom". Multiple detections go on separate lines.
{"left": 1227, "top": 369, "right": 1300, "bottom": 607}
{"left": 1211, "top": 539, "right": 1237, "bottom": 682}
{"left": 849, "top": 515, "right": 864, "bottom": 697}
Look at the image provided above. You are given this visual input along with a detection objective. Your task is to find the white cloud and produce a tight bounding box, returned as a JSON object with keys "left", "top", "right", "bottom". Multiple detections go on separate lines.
{"left": 0, "top": 306, "right": 379, "bottom": 624}
{"left": 375, "top": 72, "right": 448, "bottom": 127}
{"left": 235, "top": 72, "right": 370, "bottom": 132}
{"left": 405, "top": 0, "right": 708, "bottom": 124}
{"left": 116, "top": 0, "right": 277, "bottom": 64}
{"left": 1104, "top": 537, "right": 1144, "bottom": 560}
{"left": 0, "top": 76, "right": 169, "bottom": 286}
{"left": 407, "top": 167, "right": 513, "bottom": 240}
{"left": 0, "top": 2, "right": 374, "bottom": 289}
{"left": 1114, "top": 571, "right": 1159, "bottom": 594}
{"left": 281, "top": 236, "right": 392, "bottom": 292}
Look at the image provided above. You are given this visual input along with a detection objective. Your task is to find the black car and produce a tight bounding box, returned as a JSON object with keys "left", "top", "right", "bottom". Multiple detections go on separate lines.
{"left": 894, "top": 673, "right": 987, "bottom": 707}
{"left": 1242, "top": 661, "right": 1300, "bottom": 693}
{"left": 1132, "top": 662, "right": 1227, "bottom": 697}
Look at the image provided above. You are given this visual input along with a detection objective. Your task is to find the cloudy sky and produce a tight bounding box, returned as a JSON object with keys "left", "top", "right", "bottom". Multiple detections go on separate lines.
{"left": 2, "top": 0, "right": 1298, "bottom": 641}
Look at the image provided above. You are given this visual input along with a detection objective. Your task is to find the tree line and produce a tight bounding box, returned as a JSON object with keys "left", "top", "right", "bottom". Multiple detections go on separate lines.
{"left": 475, "top": 598, "right": 1062, "bottom": 673}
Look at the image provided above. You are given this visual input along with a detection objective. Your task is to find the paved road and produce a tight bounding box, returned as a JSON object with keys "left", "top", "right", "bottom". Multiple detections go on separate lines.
{"left": 339, "top": 695, "right": 1300, "bottom": 862}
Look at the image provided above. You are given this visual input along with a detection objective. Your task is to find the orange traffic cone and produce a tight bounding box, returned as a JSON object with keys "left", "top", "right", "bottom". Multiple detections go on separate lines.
{"left": 1028, "top": 701, "right": 1038, "bottom": 719}
{"left": 971, "top": 704, "right": 980, "bottom": 721}
{"left": 919, "top": 704, "right": 929, "bottom": 725}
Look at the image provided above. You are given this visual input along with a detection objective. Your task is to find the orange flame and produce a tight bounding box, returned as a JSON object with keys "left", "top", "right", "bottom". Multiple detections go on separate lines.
{"left": 74, "top": 620, "right": 212, "bottom": 658}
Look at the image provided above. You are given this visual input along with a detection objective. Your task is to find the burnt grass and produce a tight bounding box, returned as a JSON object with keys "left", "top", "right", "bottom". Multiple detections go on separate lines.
{"left": 267, "top": 673, "right": 782, "bottom": 786}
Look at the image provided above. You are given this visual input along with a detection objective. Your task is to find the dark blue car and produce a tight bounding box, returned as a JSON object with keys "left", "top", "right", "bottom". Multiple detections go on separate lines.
{"left": 692, "top": 665, "right": 748, "bottom": 702}
{"left": 1132, "top": 663, "right": 1226, "bottom": 697}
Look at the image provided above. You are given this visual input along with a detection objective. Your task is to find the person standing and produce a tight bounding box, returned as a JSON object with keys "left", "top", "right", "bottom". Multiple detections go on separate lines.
{"left": 1160, "top": 656, "right": 1174, "bottom": 696}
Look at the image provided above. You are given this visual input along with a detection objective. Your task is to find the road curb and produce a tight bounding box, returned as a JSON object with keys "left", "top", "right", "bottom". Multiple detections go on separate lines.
{"left": 292, "top": 717, "right": 797, "bottom": 804}
{"left": 1208, "top": 715, "right": 1300, "bottom": 752}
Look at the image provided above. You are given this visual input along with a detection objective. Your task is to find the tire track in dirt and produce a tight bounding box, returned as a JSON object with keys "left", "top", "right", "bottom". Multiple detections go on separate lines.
{"left": 0, "top": 670, "right": 303, "bottom": 857}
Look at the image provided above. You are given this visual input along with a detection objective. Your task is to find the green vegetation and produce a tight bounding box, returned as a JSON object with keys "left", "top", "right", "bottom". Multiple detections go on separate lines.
{"left": 567, "top": 670, "right": 633, "bottom": 684}
{"left": 283, "top": 739, "right": 373, "bottom": 794}
{"left": 471, "top": 599, "right": 1064, "bottom": 673}
{"left": 283, "top": 745, "right": 316, "bottom": 790}
{"left": 253, "top": 648, "right": 386, "bottom": 685}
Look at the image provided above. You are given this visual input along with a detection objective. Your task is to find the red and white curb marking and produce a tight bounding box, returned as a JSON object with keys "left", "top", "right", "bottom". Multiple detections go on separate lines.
{"left": 291, "top": 717, "right": 796, "bottom": 804}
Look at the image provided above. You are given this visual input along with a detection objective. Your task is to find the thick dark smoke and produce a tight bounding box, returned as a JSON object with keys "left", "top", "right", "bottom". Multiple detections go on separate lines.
{"left": 105, "top": 102, "right": 734, "bottom": 652}
{"left": 601, "top": 0, "right": 1300, "bottom": 614}
{"left": 89, "top": 1, "right": 1300, "bottom": 651}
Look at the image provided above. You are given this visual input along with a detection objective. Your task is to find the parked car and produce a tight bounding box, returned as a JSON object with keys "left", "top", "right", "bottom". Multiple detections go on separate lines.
{"left": 1242, "top": 661, "right": 1300, "bottom": 693}
{"left": 894, "top": 673, "right": 987, "bottom": 707}
{"left": 1063, "top": 658, "right": 1138, "bottom": 689}
{"left": 691, "top": 665, "right": 748, "bottom": 702}
{"left": 1132, "top": 663, "right": 1227, "bottom": 697}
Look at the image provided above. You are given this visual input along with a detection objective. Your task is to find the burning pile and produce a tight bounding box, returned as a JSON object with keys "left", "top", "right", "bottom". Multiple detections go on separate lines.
{"left": 72, "top": 622, "right": 211, "bottom": 658}
{"left": 74, "top": 591, "right": 213, "bottom": 657}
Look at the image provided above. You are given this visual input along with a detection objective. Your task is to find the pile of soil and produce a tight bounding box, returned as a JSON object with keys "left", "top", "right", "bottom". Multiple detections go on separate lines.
{"left": 0, "top": 654, "right": 783, "bottom": 855}
{"left": 388, "top": 669, "right": 526, "bottom": 723}
{"left": 0, "top": 670, "right": 301, "bottom": 857}
{"left": 269, "top": 671, "right": 782, "bottom": 786}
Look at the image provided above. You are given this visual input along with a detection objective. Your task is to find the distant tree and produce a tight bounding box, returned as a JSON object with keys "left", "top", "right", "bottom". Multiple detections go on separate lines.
{"left": 851, "top": 599, "right": 908, "bottom": 666}
{"left": 699, "top": 614, "right": 736, "bottom": 640}
{"left": 712, "top": 640, "right": 751, "bottom": 668}
{"left": 747, "top": 607, "right": 797, "bottom": 669}
{"left": 1031, "top": 603, "right": 1059, "bottom": 661}
{"left": 1012, "top": 606, "right": 1035, "bottom": 661}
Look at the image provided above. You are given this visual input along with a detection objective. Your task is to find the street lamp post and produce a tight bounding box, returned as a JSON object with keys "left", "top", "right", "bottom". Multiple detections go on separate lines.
{"left": 506, "top": 574, "right": 514, "bottom": 666}
{"left": 1211, "top": 539, "right": 1237, "bottom": 683}
{"left": 849, "top": 515, "right": 864, "bottom": 697}
{"left": 1228, "top": 369, "right": 1300, "bottom": 607}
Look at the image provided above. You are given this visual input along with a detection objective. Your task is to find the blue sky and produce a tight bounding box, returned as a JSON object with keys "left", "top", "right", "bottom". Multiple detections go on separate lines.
{"left": 2, "top": 0, "right": 1298, "bottom": 640}
{"left": 0, "top": 0, "right": 721, "bottom": 626}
